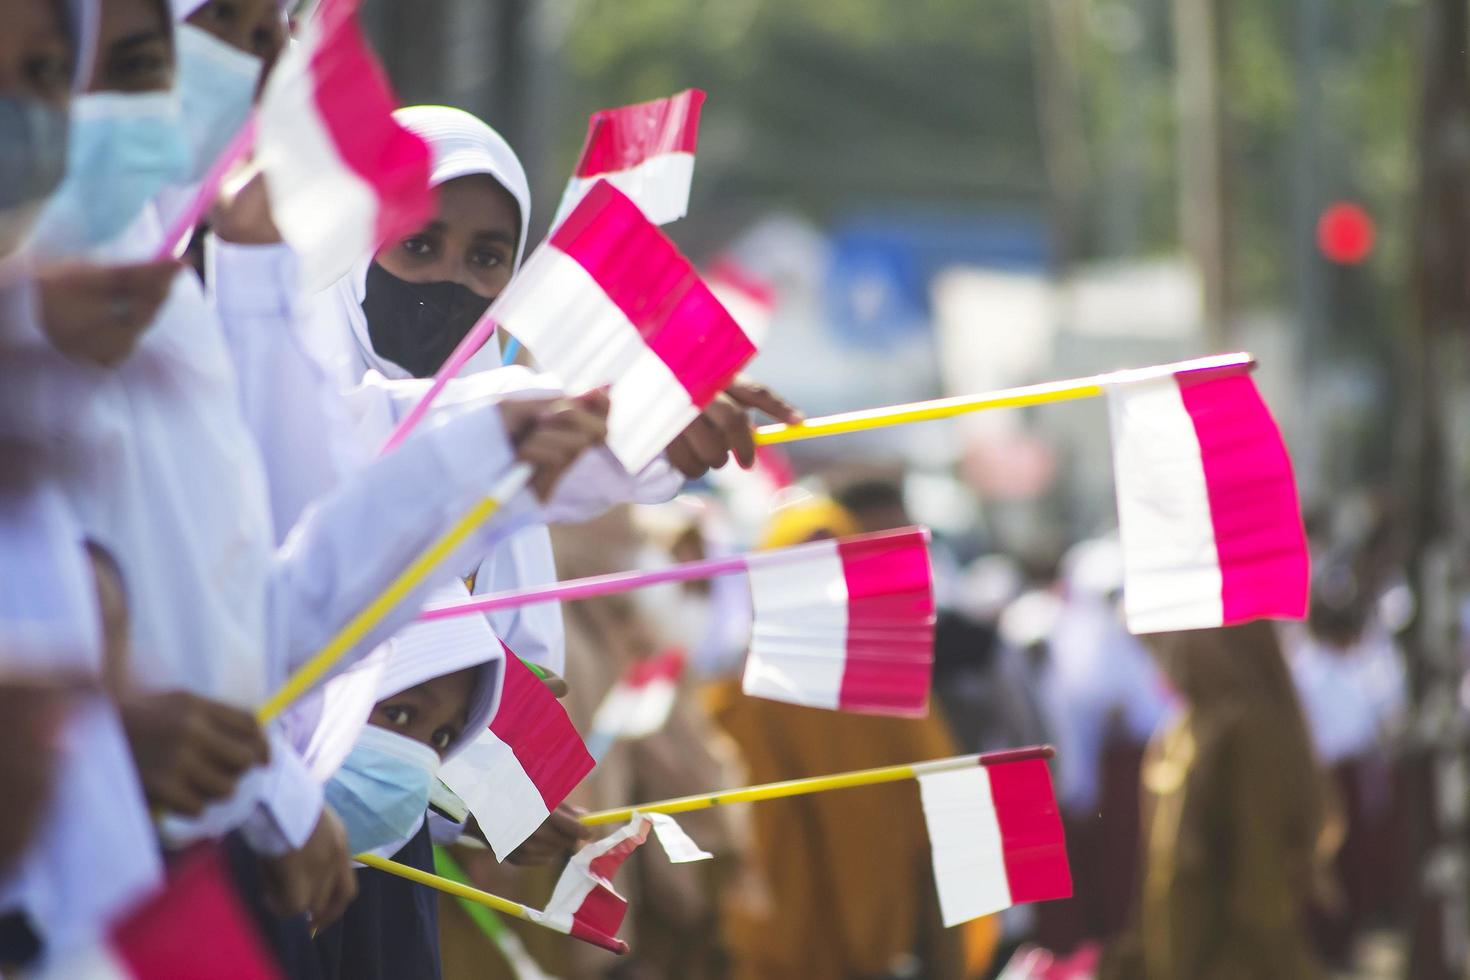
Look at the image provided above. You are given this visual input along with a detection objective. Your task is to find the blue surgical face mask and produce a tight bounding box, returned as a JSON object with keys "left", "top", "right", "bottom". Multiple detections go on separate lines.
{"left": 324, "top": 724, "right": 440, "bottom": 855}
{"left": 27, "top": 91, "right": 191, "bottom": 257}
{"left": 174, "top": 24, "right": 260, "bottom": 181}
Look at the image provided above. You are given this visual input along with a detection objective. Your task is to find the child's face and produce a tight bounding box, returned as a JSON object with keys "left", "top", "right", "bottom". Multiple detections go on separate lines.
{"left": 369, "top": 666, "right": 478, "bottom": 758}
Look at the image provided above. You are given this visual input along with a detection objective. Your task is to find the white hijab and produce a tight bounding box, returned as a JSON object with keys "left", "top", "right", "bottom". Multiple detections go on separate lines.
{"left": 310, "top": 104, "right": 532, "bottom": 387}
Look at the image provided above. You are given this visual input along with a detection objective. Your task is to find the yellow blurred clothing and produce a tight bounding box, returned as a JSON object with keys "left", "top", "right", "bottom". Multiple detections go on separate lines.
{"left": 1102, "top": 622, "right": 1331, "bottom": 980}
{"left": 707, "top": 678, "right": 996, "bottom": 979}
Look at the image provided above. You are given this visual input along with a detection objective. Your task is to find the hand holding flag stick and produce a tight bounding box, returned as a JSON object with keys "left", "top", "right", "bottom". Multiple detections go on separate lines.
{"left": 577, "top": 745, "right": 1054, "bottom": 826}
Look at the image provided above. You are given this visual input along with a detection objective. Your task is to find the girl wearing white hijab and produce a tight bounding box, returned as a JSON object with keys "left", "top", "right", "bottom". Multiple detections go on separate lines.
{"left": 295, "top": 105, "right": 683, "bottom": 680}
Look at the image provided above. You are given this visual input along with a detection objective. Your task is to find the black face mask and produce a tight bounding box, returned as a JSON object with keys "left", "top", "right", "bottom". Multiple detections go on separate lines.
{"left": 360, "top": 262, "right": 493, "bottom": 378}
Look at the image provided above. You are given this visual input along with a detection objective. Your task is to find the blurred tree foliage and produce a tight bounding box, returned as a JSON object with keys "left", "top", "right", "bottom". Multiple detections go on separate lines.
{"left": 555, "top": 0, "right": 1047, "bottom": 230}
{"left": 556, "top": 0, "right": 1417, "bottom": 327}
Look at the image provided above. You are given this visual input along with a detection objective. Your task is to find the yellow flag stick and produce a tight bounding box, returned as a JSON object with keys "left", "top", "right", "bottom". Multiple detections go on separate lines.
{"left": 579, "top": 745, "right": 1055, "bottom": 827}
{"left": 753, "top": 352, "right": 1255, "bottom": 446}
{"left": 255, "top": 465, "right": 531, "bottom": 723}
{"left": 355, "top": 853, "right": 630, "bottom": 955}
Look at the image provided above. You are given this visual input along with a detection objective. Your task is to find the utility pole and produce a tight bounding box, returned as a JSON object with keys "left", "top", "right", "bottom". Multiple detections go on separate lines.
{"left": 1405, "top": 0, "right": 1470, "bottom": 975}
{"left": 1171, "top": 0, "right": 1229, "bottom": 346}
{"left": 1029, "top": 0, "right": 1092, "bottom": 274}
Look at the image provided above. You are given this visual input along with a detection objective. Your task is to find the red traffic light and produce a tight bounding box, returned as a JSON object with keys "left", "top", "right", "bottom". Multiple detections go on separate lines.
{"left": 1317, "top": 202, "right": 1375, "bottom": 265}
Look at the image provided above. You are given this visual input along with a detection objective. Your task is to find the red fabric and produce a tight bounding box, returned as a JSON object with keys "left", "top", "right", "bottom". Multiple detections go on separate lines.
{"left": 573, "top": 90, "right": 705, "bottom": 177}
{"left": 835, "top": 528, "right": 935, "bottom": 716}
{"left": 1176, "top": 373, "right": 1309, "bottom": 624}
{"left": 988, "top": 758, "right": 1073, "bottom": 906}
{"left": 624, "top": 648, "right": 685, "bottom": 688}
{"left": 491, "top": 651, "right": 594, "bottom": 811}
{"left": 547, "top": 181, "right": 755, "bottom": 406}
{"left": 303, "top": 0, "right": 434, "bottom": 246}
{"left": 112, "top": 845, "right": 281, "bottom": 980}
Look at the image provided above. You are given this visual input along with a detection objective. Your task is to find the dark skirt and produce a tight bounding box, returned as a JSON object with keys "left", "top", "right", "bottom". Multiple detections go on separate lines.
{"left": 314, "top": 822, "right": 442, "bottom": 980}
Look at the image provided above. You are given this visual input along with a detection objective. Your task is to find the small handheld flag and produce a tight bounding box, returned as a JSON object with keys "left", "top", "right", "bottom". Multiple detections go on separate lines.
{"left": 355, "top": 853, "right": 629, "bottom": 955}
{"left": 918, "top": 754, "right": 1072, "bottom": 925}
{"left": 418, "top": 527, "right": 938, "bottom": 717}
{"left": 253, "top": 0, "right": 434, "bottom": 292}
{"left": 528, "top": 812, "right": 708, "bottom": 949}
{"left": 550, "top": 89, "right": 706, "bottom": 229}
{"left": 577, "top": 748, "right": 1071, "bottom": 929}
{"left": 742, "top": 527, "right": 935, "bottom": 716}
{"left": 439, "top": 653, "right": 594, "bottom": 860}
{"left": 586, "top": 648, "right": 685, "bottom": 759}
{"left": 34, "top": 845, "right": 281, "bottom": 979}
{"left": 1104, "top": 362, "right": 1309, "bottom": 633}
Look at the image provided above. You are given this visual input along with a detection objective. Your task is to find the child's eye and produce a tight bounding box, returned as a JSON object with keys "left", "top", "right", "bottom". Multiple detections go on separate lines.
{"left": 400, "top": 237, "right": 434, "bottom": 258}
{"left": 382, "top": 705, "right": 412, "bottom": 727}
{"left": 469, "top": 248, "right": 504, "bottom": 270}
{"left": 431, "top": 728, "right": 454, "bottom": 751}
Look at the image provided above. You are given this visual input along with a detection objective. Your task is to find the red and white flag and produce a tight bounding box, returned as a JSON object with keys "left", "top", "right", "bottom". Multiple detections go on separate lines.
{"left": 741, "top": 527, "right": 935, "bottom": 717}
{"left": 529, "top": 813, "right": 710, "bottom": 948}
{"left": 254, "top": 0, "right": 434, "bottom": 291}
{"left": 36, "top": 846, "right": 280, "bottom": 979}
{"left": 918, "top": 753, "right": 1072, "bottom": 926}
{"left": 551, "top": 90, "right": 706, "bottom": 229}
{"left": 491, "top": 180, "right": 758, "bottom": 471}
{"left": 440, "top": 653, "right": 594, "bottom": 861}
{"left": 589, "top": 648, "right": 685, "bottom": 747}
{"left": 1106, "top": 361, "right": 1309, "bottom": 634}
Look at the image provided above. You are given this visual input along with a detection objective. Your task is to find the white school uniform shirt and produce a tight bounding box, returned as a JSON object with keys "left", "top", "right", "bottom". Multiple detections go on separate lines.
{"left": 0, "top": 473, "right": 160, "bottom": 958}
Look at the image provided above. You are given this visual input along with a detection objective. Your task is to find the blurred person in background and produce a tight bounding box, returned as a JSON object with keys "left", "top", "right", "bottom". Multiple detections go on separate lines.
{"left": 708, "top": 494, "right": 997, "bottom": 980}
{"left": 1102, "top": 621, "right": 1337, "bottom": 980}
{"left": 1285, "top": 554, "right": 1408, "bottom": 966}
{"left": 1028, "top": 536, "right": 1168, "bottom": 956}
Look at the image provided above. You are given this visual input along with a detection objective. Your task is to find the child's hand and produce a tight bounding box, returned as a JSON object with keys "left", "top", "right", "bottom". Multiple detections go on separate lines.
{"left": 665, "top": 376, "right": 802, "bottom": 478}
{"left": 36, "top": 259, "right": 182, "bottom": 366}
{"left": 501, "top": 390, "right": 611, "bottom": 503}
{"left": 261, "top": 805, "right": 357, "bottom": 927}
{"left": 118, "top": 690, "right": 270, "bottom": 816}
{"left": 506, "top": 803, "right": 593, "bottom": 866}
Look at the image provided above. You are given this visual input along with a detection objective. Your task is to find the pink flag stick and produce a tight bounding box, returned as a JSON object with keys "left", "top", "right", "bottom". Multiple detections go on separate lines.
{"left": 153, "top": 116, "right": 257, "bottom": 262}
{"left": 377, "top": 310, "right": 497, "bottom": 456}
{"left": 415, "top": 527, "right": 923, "bottom": 622}
{"left": 418, "top": 550, "right": 753, "bottom": 622}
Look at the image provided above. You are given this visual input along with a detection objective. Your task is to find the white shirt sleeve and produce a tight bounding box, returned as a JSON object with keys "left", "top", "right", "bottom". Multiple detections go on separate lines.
{"left": 469, "top": 524, "right": 566, "bottom": 674}
{"left": 264, "top": 402, "right": 540, "bottom": 689}
{"left": 239, "top": 730, "right": 325, "bottom": 856}
{"left": 354, "top": 365, "right": 685, "bottom": 522}
{"left": 207, "top": 236, "right": 365, "bottom": 538}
